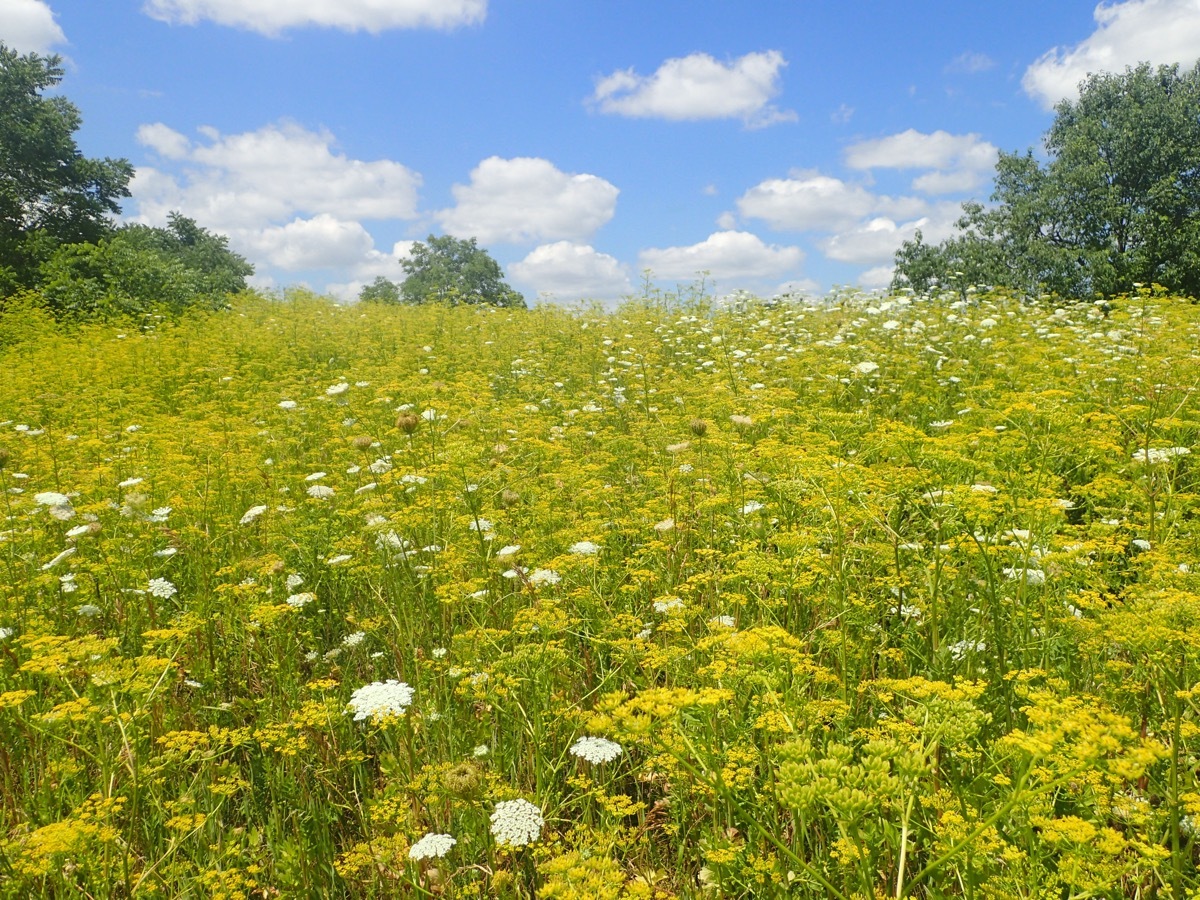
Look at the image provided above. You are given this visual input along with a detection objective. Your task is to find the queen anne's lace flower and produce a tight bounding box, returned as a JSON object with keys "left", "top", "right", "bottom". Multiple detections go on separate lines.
{"left": 348, "top": 680, "right": 414, "bottom": 721}
{"left": 490, "top": 799, "right": 543, "bottom": 847}
{"left": 569, "top": 736, "right": 622, "bottom": 764}
{"left": 240, "top": 504, "right": 268, "bottom": 525}
{"left": 148, "top": 577, "right": 177, "bottom": 599}
{"left": 409, "top": 833, "right": 456, "bottom": 860}
{"left": 569, "top": 540, "right": 600, "bottom": 555}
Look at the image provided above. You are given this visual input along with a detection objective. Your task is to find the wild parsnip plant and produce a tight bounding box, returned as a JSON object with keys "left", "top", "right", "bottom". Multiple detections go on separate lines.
{"left": 0, "top": 285, "right": 1198, "bottom": 898}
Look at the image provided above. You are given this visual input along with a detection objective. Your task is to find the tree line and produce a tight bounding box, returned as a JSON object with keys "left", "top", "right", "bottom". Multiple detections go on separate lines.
{"left": 893, "top": 62, "right": 1200, "bottom": 300}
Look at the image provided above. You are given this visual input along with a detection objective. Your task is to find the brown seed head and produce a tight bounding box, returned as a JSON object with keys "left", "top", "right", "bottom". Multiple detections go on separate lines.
{"left": 689, "top": 419, "right": 708, "bottom": 437}
{"left": 396, "top": 413, "right": 420, "bottom": 434}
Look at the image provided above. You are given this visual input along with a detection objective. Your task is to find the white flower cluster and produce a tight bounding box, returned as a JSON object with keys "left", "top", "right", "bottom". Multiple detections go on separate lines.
{"left": 528, "top": 568, "right": 560, "bottom": 586}
{"left": 240, "top": 504, "right": 268, "bottom": 525}
{"left": 409, "top": 833, "right": 456, "bottom": 860}
{"left": 148, "top": 577, "right": 177, "bottom": 599}
{"left": 1132, "top": 446, "right": 1191, "bottom": 464}
{"left": 569, "top": 540, "right": 600, "bottom": 555}
{"left": 569, "top": 736, "right": 623, "bottom": 764}
{"left": 490, "top": 799, "right": 544, "bottom": 847}
{"left": 35, "top": 491, "right": 75, "bottom": 521}
{"left": 286, "top": 592, "right": 315, "bottom": 608}
{"left": 348, "top": 680, "right": 414, "bottom": 721}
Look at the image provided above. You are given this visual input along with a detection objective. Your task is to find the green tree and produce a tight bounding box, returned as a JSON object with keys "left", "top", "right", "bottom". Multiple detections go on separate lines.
{"left": 893, "top": 62, "right": 1200, "bottom": 299}
{"left": 0, "top": 45, "right": 133, "bottom": 295}
{"left": 399, "top": 234, "right": 525, "bottom": 307}
{"left": 358, "top": 275, "right": 402, "bottom": 304}
{"left": 38, "top": 214, "right": 252, "bottom": 319}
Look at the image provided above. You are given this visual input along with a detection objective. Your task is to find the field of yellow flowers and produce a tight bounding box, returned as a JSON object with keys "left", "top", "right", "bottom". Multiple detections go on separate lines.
{"left": 1, "top": 286, "right": 1198, "bottom": 898}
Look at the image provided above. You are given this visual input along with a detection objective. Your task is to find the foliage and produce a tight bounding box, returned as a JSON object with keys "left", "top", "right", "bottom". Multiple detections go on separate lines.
{"left": 400, "top": 234, "right": 525, "bottom": 307}
{"left": 36, "top": 214, "right": 253, "bottom": 319}
{"left": 359, "top": 274, "right": 402, "bottom": 305}
{"left": 894, "top": 62, "right": 1200, "bottom": 299}
{"left": 2, "top": 287, "right": 1200, "bottom": 896}
{"left": 0, "top": 45, "right": 133, "bottom": 295}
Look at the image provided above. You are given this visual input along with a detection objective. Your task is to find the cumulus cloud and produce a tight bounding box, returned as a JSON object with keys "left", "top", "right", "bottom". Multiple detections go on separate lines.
{"left": 590, "top": 50, "right": 795, "bottom": 126}
{"left": 129, "top": 121, "right": 422, "bottom": 283}
{"left": 131, "top": 121, "right": 421, "bottom": 232}
{"left": 141, "top": 0, "right": 486, "bottom": 35}
{"left": 638, "top": 231, "right": 804, "bottom": 282}
{"left": 844, "top": 129, "right": 998, "bottom": 194}
{"left": 437, "top": 156, "right": 619, "bottom": 244}
{"left": 509, "top": 242, "right": 632, "bottom": 304}
{"left": 857, "top": 266, "right": 896, "bottom": 289}
{"left": 1023, "top": 0, "right": 1200, "bottom": 109}
{"left": 735, "top": 171, "right": 876, "bottom": 232}
{"left": 819, "top": 202, "right": 963, "bottom": 265}
{"left": 1, "top": 0, "right": 66, "bottom": 53}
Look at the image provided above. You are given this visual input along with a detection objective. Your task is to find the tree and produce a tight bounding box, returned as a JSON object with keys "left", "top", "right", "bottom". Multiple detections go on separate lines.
{"left": 399, "top": 235, "right": 525, "bottom": 307}
{"left": 893, "top": 62, "right": 1200, "bottom": 299}
{"left": 0, "top": 45, "right": 133, "bottom": 295}
{"left": 38, "top": 214, "right": 252, "bottom": 319}
{"left": 358, "top": 275, "right": 402, "bottom": 305}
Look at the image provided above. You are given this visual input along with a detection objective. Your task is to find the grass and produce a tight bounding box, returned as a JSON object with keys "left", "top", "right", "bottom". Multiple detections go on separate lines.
{"left": 0, "top": 285, "right": 1198, "bottom": 898}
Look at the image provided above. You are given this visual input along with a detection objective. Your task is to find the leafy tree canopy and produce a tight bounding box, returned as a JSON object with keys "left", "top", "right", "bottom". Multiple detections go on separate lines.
{"left": 38, "top": 214, "right": 253, "bottom": 319}
{"left": 893, "top": 62, "right": 1200, "bottom": 300}
{"left": 399, "top": 234, "right": 525, "bottom": 307}
{"left": 358, "top": 275, "right": 402, "bottom": 305}
{"left": 0, "top": 45, "right": 133, "bottom": 294}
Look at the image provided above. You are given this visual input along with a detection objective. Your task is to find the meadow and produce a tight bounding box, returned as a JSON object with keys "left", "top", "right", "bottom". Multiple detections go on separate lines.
{"left": 0, "top": 286, "right": 1198, "bottom": 898}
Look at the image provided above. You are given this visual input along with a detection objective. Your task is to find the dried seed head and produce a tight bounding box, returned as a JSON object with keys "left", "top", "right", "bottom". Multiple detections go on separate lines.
{"left": 689, "top": 419, "right": 708, "bottom": 437}
{"left": 396, "top": 413, "right": 420, "bottom": 434}
{"left": 0, "top": 446, "right": 9, "bottom": 469}
{"left": 501, "top": 489, "right": 521, "bottom": 507}
{"left": 351, "top": 435, "right": 374, "bottom": 450}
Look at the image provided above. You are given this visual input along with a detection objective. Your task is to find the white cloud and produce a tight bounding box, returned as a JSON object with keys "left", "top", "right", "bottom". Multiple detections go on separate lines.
{"left": 591, "top": 50, "right": 795, "bottom": 126}
{"left": 638, "top": 231, "right": 804, "bottom": 282}
{"left": 509, "top": 242, "right": 632, "bottom": 304}
{"left": 437, "top": 156, "right": 619, "bottom": 244}
{"left": 735, "top": 171, "right": 876, "bottom": 231}
{"left": 1, "top": 0, "right": 66, "bottom": 53}
{"left": 819, "top": 203, "right": 962, "bottom": 265}
{"left": 946, "top": 51, "right": 996, "bottom": 74}
{"left": 142, "top": 0, "right": 486, "bottom": 35}
{"left": 131, "top": 121, "right": 422, "bottom": 232}
{"left": 844, "top": 129, "right": 998, "bottom": 194}
{"left": 858, "top": 266, "right": 896, "bottom": 289}
{"left": 243, "top": 214, "right": 375, "bottom": 271}
{"left": 1023, "top": 0, "right": 1200, "bottom": 109}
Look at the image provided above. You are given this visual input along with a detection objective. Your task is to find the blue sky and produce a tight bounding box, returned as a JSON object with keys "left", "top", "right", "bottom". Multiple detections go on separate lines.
{"left": 7, "top": 0, "right": 1200, "bottom": 304}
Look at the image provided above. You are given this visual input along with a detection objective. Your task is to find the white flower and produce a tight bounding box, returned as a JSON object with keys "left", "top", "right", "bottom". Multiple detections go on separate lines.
{"left": 305, "top": 472, "right": 327, "bottom": 482}
{"left": 740, "top": 501, "right": 763, "bottom": 515}
{"left": 421, "top": 408, "right": 438, "bottom": 421}
{"left": 118, "top": 477, "right": 144, "bottom": 489}
{"left": 473, "top": 743, "right": 489, "bottom": 756}
{"left": 928, "top": 420, "right": 954, "bottom": 430}
{"left": 326, "top": 382, "right": 350, "bottom": 396}
{"left": 148, "top": 577, "right": 177, "bottom": 599}
{"left": 154, "top": 547, "right": 178, "bottom": 558}
{"left": 327, "top": 554, "right": 352, "bottom": 566}
{"left": 431, "top": 647, "right": 448, "bottom": 659}
{"left": 343, "top": 631, "right": 366, "bottom": 647}
{"left": 653, "top": 518, "right": 675, "bottom": 533}
{"left": 409, "top": 833, "right": 456, "bottom": 860}
{"left": 1132, "top": 446, "right": 1191, "bottom": 464}
{"left": 307, "top": 485, "right": 335, "bottom": 499}
{"left": 490, "top": 799, "right": 544, "bottom": 847}
{"left": 77, "top": 603, "right": 101, "bottom": 617}
{"left": 496, "top": 544, "right": 521, "bottom": 558}
{"left": 528, "top": 568, "right": 560, "bottom": 586}
{"left": 60, "top": 573, "right": 77, "bottom": 593}
{"left": 468, "top": 517, "right": 493, "bottom": 533}
{"left": 1132, "top": 538, "right": 1152, "bottom": 552}
{"left": 278, "top": 400, "right": 298, "bottom": 409}
{"left": 0, "top": 627, "right": 13, "bottom": 640}
{"left": 368, "top": 458, "right": 392, "bottom": 474}
{"left": 286, "top": 573, "right": 304, "bottom": 590}
{"left": 66, "top": 524, "right": 92, "bottom": 538}
{"left": 653, "top": 596, "right": 684, "bottom": 613}
{"left": 570, "top": 736, "right": 623, "bottom": 764}
{"left": 348, "top": 680, "right": 414, "bottom": 721}
{"left": 708, "top": 615, "right": 736, "bottom": 628}
{"left": 286, "top": 592, "right": 315, "bottom": 608}
{"left": 948, "top": 639, "right": 986, "bottom": 662}
{"left": 240, "top": 504, "right": 268, "bottom": 525}
{"left": 569, "top": 540, "right": 600, "bottom": 555}
{"left": 34, "top": 491, "right": 71, "bottom": 508}
{"left": 149, "top": 506, "right": 171, "bottom": 523}
{"left": 41, "top": 547, "right": 76, "bottom": 571}
{"left": 1002, "top": 567, "right": 1045, "bottom": 586}
{"left": 853, "top": 361, "right": 879, "bottom": 375}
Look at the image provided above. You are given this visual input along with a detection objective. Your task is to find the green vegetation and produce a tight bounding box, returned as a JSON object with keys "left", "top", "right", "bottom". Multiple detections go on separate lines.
{"left": 893, "top": 62, "right": 1200, "bottom": 300}
{"left": 379, "top": 233, "right": 526, "bottom": 307}
{"left": 0, "top": 45, "right": 252, "bottom": 319}
{"left": 2, "top": 287, "right": 1199, "bottom": 897}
